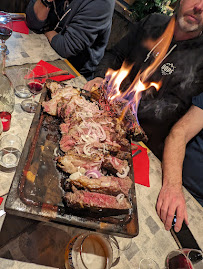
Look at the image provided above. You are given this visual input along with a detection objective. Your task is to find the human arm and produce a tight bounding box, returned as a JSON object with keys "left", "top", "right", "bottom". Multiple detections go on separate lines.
{"left": 156, "top": 104, "right": 203, "bottom": 232}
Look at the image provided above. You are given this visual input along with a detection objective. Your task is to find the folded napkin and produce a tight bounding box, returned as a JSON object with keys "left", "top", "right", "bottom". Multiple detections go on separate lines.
{"left": 132, "top": 144, "right": 150, "bottom": 187}
{"left": 0, "top": 197, "right": 3, "bottom": 206}
{"left": 36, "top": 60, "right": 75, "bottom": 81}
{"left": 13, "top": 21, "right": 29, "bottom": 35}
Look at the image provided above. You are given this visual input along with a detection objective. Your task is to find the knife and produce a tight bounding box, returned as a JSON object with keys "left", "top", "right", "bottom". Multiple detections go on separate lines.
{"left": 33, "top": 70, "right": 70, "bottom": 80}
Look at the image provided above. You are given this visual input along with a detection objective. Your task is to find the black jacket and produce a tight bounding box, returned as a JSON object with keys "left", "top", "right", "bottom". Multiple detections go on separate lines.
{"left": 26, "top": 0, "right": 115, "bottom": 79}
{"left": 95, "top": 13, "right": 203, "bottom": 159}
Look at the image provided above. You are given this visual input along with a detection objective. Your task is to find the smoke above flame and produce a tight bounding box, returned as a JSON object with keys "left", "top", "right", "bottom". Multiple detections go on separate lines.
{"left": 104, "top": 16, "right": 176, "bottom": 123}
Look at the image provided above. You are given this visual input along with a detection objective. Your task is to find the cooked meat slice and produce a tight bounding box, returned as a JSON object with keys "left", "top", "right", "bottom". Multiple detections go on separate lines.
{"left": 57, "top": 153, "right": 102, "bottom": 174}
{"left": 68, "top": 175, "right": 132, "bottom": 196}
{"left": 102, "top": 156, "right": 129, "bottom": 174}
{"left": 45, "top": 81, "right": 63, "bottom": 93}
{"left": 115, "top": 151, "right": 131, "bottom": 161}
{"left": 63, "top": 189, "right": 131, "bottom": 210}
{"left": 42, "top": 97, "right": 61, "bottom": 116}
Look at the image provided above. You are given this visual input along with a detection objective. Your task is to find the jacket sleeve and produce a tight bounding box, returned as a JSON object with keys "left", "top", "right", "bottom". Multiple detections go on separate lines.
{"left": 50, "top": 0, "right": 114, "bottom": 59}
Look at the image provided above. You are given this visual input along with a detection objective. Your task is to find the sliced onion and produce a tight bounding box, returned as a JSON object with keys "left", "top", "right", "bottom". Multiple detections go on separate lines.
{"left": 85, "top": 170, "right": 102, "bottom": 179}
{"left": 53, "top": 147, "right": 59, "bottom": 157}
{"left": 116, "top": 193, "right": 125, "bottom": 203}
{"left": 116, "top": 166, "right": 130, "bottom": 178}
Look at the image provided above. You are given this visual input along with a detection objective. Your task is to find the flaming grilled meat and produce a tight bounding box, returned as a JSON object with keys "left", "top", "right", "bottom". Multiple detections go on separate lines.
{"left": 43, "top": 81, "right": 142, "bottom": 211}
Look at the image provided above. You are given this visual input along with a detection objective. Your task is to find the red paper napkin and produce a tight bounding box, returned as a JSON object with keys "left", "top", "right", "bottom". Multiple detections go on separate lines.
{"left": 36, "top": 60, "right": 75, "bottom": 81}
{"left": 132, "top": 144, "right": 150, "bottom": 187}
{"left": 0, "top": 197, "right": 3, "bottom": 206}
{"left": 13, "top": 21, "right": 29, "bottom": 35}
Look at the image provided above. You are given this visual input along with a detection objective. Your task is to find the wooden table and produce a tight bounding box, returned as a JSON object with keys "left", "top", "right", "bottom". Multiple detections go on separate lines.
{"left": 0, "top": 27, "right": 203, "bottom": 269}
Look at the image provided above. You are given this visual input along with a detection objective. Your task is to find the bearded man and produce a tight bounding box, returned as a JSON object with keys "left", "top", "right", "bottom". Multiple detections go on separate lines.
{"left": 84, "top": 0, "right": 203, "bottom": 161}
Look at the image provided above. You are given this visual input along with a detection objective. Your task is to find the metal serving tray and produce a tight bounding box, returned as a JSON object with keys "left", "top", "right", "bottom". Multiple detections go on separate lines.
{"left": 5, "top": 86, "right": 139, "bottom": 238}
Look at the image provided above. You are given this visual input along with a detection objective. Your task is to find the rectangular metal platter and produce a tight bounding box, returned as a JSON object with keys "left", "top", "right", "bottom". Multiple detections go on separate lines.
{"left": 5, "top": 82, "right": 139, "bottom": 238}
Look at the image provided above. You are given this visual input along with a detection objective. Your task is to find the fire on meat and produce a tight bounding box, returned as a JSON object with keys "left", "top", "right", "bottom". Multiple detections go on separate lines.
{"left": 42, "top": 17, "right": 175, "bottom": 212}
{"left": 42, "top": 80, "right": 141, "bottom": 211}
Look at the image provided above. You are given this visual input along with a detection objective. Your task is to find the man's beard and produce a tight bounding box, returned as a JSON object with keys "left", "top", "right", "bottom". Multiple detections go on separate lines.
{"left": 178, "top": 15, "right": 201, "bottom": 32}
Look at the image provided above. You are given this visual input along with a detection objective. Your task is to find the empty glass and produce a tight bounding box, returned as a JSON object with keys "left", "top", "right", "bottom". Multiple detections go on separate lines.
{"left": 14, "top": 67, "right": 33, "bottom": 98}
{"left": 0, "top": 134, "right": 22, "bottom": 169}
{"left": 139, "top": 258, "right": 160, "bottom": 269}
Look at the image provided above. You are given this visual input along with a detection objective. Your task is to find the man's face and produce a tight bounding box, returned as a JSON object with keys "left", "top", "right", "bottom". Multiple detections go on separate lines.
{"left": 177, "top": 0, "right": 203, "bottom": 32}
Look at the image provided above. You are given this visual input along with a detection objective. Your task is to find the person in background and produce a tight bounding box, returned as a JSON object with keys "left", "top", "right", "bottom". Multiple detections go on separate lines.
{"left": 0, "top": 0, "right": 30, "bottom": 13}
{"left": 26, "top": 0, "right": 115, "bottom": 80}
{"left": 156, "top": 92, "right": 203, "bottom": 233}
{"left": 84, "top": 0, "right": 203, "bottom": 160}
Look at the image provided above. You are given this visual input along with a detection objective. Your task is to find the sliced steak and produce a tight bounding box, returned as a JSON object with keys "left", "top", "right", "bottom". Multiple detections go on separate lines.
{"left": 57, "top": 153, "right": 102, "bottom": 174}
{"left": 68, "top": 175, "right": 132, "bottom": 196}
{"left": 63, "top": 189, "right": 131, "bottom": 210}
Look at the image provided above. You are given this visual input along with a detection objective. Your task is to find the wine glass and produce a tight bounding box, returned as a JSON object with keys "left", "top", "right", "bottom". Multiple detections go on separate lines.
{"left": 0, "top": 11, "right": 13, "bottom": 54}
{"left": 165, "top": 249, "right": 203, "bottom": 269}
{"left": 14, "top": 67, "right": 33, "bottom": 98}
{"left": 139, "top": 258, "right": 160, "bottom": 269}
{"left": 21, "top": 64, "right": 48, "bottom": 113}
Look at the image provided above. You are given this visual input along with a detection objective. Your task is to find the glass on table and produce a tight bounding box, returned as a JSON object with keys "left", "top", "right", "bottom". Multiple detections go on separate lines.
{"left": 14, "top": 67, "right": 33, "bottom": 98}
{"left": 139, "top": 258, "right": 160, "bottom": 269}
{"left": 109, "top": 235, "right": 132, "bottom": 251}
{"left": 21, "top": 64, "right": 48, "bottom": 113}
{"left": 165, "top": 249, "right": 203, "bottom": 269}
{"left": 0, "top": 11, "right": 13, "bottom": 54}
{"left": 0, "top": 134, "right": 22, "bottom": 169}
{"left": 0, "top": 55, "right": 15, "bottom": 114}
{"left": 65, "top": 232, "right": 120, "bottom": 269}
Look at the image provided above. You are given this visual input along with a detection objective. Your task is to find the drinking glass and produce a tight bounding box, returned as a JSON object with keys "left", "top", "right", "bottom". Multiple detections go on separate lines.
{"left": 0, "top": 134, "right": 22, "bottom": 169}
{"left": 14, "top": 67, "right": 33, "bottom": 98}
{"left": 138, "top": 258, "right": 160, "bottom": 269}
{"left": 109, "top": 236, "right": 132, "bottom": 251}
{"left": 65, "top": 232, "right": 120, "bottom": 269}
{"left": 165, "top": 249, "right": 203, "bottom": 269}
{"left": 0, "top": 11, "right": 13, "bottom": 54}
{"left": 21, "top": 64, "right": 48, "bottom": 113}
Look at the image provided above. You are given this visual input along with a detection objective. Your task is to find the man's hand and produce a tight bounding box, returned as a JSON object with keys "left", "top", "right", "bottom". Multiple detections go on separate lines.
{"left": 44, "top": 31, "right": 58, "bottom": 43}
{"left": 83, "top": 77, "right": 104, "bottom": 91}
{"left": 156, "top": 184, "right": 188, "bottom": 232}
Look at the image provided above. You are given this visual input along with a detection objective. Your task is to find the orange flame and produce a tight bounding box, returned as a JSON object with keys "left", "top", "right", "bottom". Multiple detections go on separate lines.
{"left": 104, "top": 16, "right": 176, "bottom": 123}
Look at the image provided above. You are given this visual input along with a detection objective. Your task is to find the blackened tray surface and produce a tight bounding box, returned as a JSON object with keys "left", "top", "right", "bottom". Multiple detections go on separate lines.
{"left": 5, "top": 86, "right": 139, "bottom": 238}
